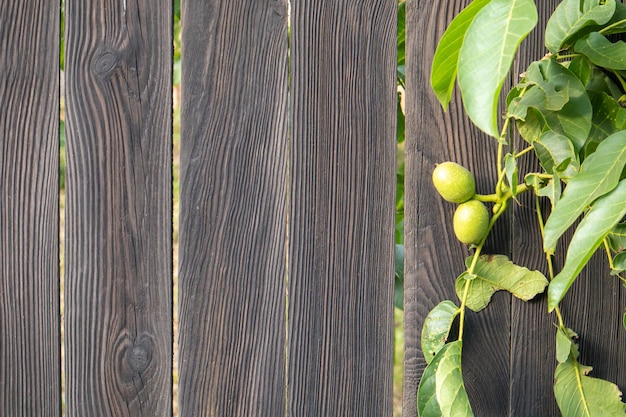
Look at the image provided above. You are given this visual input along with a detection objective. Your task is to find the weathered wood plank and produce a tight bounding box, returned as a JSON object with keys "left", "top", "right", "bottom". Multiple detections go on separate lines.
{"left": 178, "top": 1, "right": 288, "bottom": 415}
{"left": 0, "top": 2, "right": 60, "bottom": 415}
{"left": 404, "top": 1, "right": 510, "bottom": 415}
{"left": 64, "top": 0, "right": 172, "bottom": 415}
{"left": 288, "top": 1, "right": 396, "bottom": 415}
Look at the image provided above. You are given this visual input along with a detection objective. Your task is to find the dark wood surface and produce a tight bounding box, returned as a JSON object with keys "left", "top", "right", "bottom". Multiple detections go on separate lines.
{"left": 178, "top": 1, "right": 288, "bottom": 415}
{"left": 64, "top": 0, "right": 172, "bottom": 415}
{"left": 0, "top": 1, "right": 60, "bottom": 415}
{"left": 288, "top": 1, "right": 397, "bottom": 415}
{"left": 404, "top": 0, "right": 626, "bottom": 416}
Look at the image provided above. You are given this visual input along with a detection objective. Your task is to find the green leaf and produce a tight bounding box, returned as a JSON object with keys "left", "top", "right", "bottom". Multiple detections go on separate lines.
{"left": 395, "top": 244, "right": 404, "bottom": 310}
{"left": 505, "top": 153, "right": 519, "bottom": 196}
{"left": 555, "top": 327, "right": 580, "bottom": 363}
{"left": 421, "top": 301, "right": 459, "bottom": 364}
{"left": 537, "top": 173, "right": 563, "bottom": 208}
{"left": 430, "top": 0, "right": 491, "bottom": 109}
{"left": 586, "top": 91, "right": 626, "bottom": 151}
{"left": 418, "top": 341, "right": 475, "bottom": 417}
{"left": 548, "top": 179, "right": 626, "bottom": 310}
{"left": 554, "top": 356, "right": 626, "bottom": 417}
{"left": 457, "top": 0, "right": 538, "bottom": 138}
{"left": 456, "top": 255, "right": 549, "bottom": 312}
{"left": 608, "top": 222, "right": 626, "bottom": 252}
{"left": 544, "top": 0, "right": 616, "bottom": 53}
{"left": 574, "top": 32, "right": 626, "bottom": 70}
{"left": 534, "top": 131, "right": 579, "bottom": 179}
{"left": 509, "top": 59, "right": 592, "bottom": 151}
{"left": 612, "top": 251, "right": 626, "bottom": 273}
{"left": 567, "top": 56, "right": 592, "bottom": 86}
{"left": 543, "top": 131, "right": 626, "bottom": 253}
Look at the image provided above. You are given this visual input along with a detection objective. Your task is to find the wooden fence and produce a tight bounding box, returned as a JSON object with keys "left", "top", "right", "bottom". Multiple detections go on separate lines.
{"left": 1, "top": 1, "right": 624, "bottom": 416}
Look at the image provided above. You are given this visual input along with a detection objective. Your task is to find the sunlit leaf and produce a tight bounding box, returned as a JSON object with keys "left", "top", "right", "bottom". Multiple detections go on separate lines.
{"left": 417, "top": 341, "right": 475, "bottom": 417}
{"left": 421, "top": 300, "right": 459, "bottom": 364}
{"left": 457, "top": 0, "right": 538, "bottom": 138}
{"left": 430, "top": 0, "right": 491, "bottom": 109}
{"left": 575, "top": 32, "right": 626, "bottom": 70}
{"left": 456, "top": 255, "right": 549, "bottom": 312}
{"left": 544, "top": 0, "right": 616, "bottom": 53}
{"left": 543, "top": 131, "right": 626, "bottom": 253}
{"left": 554, "top": 356, "right": 626, "bottom": 416}
{"left": 548, "top": 179, "right": 626, "bottom": 310}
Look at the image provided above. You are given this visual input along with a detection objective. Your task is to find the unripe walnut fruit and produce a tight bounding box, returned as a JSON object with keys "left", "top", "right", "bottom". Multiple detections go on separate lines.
{"left": 432, "top": 161, "right": 476, "bottom": 203}
{"left": 453, "top": 200, "right": 490, "bottom": 245}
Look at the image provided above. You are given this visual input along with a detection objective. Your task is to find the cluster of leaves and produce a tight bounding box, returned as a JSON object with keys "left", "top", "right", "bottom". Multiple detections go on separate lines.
{"left": 419, "top": 0, "right": 626, "bottom": 415}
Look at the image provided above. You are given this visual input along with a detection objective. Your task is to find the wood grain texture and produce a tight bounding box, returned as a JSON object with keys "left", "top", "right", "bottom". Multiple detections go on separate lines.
{"left": 64, "top": 0, "right": 172, "bottom": 415}
{"left": 404, "top": 1, "right": 512, "bottom": 416}
{"left": 0, "top": 1, "right": 60, "bottom": 415}
{"left": 288, "top": 1, "right": 396, "bottom": 415}
{"left": 178, "top": 1, "right": 288, "bottom": 415}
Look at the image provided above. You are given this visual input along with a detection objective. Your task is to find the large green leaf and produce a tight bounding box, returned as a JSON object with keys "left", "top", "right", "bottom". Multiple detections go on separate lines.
{"left": 455, "top": 255, "right": 549, "bottom": 312}
{"left": 574, "top": 32, "right": 626, "bottom": 70}
{"left": 548, "top": 179, "right": 626, "bottom": 310}
{"left": 457, "top": 0, "right": 538, "bottom": 138}
{"left": 544, "top": 0, "right": 616, "bottom": 53}
{"left": 554, "top": 356, "right": 626, "bottom": 416}
{"left": 418, "top": 341, "right": 475, "bottom": 417}
{"left": 421, "top": 301, "right": 460, "bottom": 364}
{"left": 430, "top": 0, "right": 491, "bottom": 109}
{"left": 543, "top": 131, "right": 626, "bottom": 253}
{"left": 508, "top": 59, "right": 592, "bottom": 151}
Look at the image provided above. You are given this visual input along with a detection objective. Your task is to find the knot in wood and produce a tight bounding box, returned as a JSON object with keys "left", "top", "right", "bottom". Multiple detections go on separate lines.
{"left": 93, "top": 50, "right": 119, "bottom": 80}
{"left": 126, "top": 344, "right": 151, "bottom": 373}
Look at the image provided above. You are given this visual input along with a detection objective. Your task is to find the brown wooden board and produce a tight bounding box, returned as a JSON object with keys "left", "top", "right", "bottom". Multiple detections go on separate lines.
{"left": 64, "top": 0, "right": 172, "bottom": 415}
{"left": 0, "top": 2, "right": 60, "bottom": 415}
{"left": 288, "top": 1, "right": 397, "bottom": 415}
{"left": 177, "top": 1, "right": 288, "bottom": 415}
{"left": 405, "top": 0, "right": 626, "bottom": 416}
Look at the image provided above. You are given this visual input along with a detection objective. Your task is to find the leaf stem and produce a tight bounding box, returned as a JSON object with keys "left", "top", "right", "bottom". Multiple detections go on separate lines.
{"left": 535, "top": 196, "right": 565, "bottom": 328}
{"left": 600, "top": 18, "right": 626, "bottom": 35}
{"left": 515, "top": 145, "right": 534, "bottom": 159}
{"left": 458, "top": 201, "right": 509, "bottom": 341}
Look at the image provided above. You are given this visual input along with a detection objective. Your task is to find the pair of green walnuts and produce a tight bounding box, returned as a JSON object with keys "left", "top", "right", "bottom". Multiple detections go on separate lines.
{"left": 432, "top": 161, "right": 489, "bottom": 245}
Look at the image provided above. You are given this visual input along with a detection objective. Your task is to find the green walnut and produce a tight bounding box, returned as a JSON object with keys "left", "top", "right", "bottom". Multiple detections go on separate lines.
{"left": 453, "top": 200, "right": 490, "bottom": 245}
{"left": 432, "top": 161, "right": 476, "bottom": 203}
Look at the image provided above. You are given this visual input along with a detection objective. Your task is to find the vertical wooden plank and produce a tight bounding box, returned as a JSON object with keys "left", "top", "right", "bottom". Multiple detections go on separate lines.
{"left": 404, "top": 1, "right": 511, "bottom": 415}
{"left": 178, "top": 1, "right": 288, "bottom": 415}
{"left": 288, "top": 1, "right": 396, "bottom": 415}
{"left": 64, "top": 0, "right": 172, "bottom": 415}
{"left": 0, "top": 2, "right": 60, "bottom": 415}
